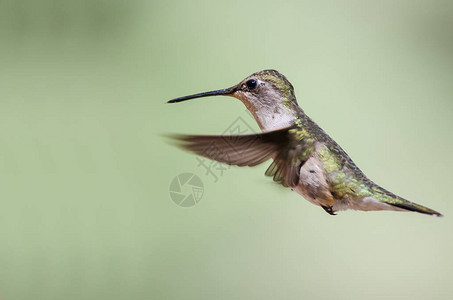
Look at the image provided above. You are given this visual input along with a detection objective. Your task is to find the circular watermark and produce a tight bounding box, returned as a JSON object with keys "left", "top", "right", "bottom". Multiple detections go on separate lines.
{"left": 169, "top": 173, "right": 204, "bottom": 207}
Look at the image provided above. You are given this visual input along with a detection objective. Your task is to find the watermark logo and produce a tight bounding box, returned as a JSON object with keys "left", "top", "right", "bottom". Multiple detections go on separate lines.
{"left": 169, "top": 109, "right": 256, "bottom": 207}
{"left": 196, "top": 115, "right": 256, "bottom": 182}
{"left": 169, "top": 173, "right": 204, "bottom": 207}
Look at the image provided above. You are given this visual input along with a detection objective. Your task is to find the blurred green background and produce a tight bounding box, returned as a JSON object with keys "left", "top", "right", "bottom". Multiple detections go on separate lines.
{"left": 0, "top": 0, "right": 452, "bottom": 299}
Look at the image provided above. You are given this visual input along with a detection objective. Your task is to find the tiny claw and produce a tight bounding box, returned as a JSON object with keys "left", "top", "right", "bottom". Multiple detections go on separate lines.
{"left": 321, "top": 205, "right": 337, "bottom": 216}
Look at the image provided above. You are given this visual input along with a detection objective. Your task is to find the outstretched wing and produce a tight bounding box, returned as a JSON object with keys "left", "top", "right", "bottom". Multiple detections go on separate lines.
{"left": 169, "top": 126, "right": 315, "bottom": 188}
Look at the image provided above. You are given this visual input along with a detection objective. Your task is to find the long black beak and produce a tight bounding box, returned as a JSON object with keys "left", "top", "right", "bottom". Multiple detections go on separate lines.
{"left": 167, "top": 86, "right": 237, "bottom": 103}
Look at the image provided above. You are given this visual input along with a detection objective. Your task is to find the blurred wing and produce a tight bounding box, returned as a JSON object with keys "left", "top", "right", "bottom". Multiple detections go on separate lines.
{"left": 170, "top": 126, "right": 315, "bottom": 187}
{"left": 265, "top": 142, "right": 310, "bottom": 187}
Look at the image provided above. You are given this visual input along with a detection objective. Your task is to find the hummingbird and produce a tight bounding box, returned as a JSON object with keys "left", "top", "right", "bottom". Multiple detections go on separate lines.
{"left": 167, "top": 70, "right": 442, "bottom": 216}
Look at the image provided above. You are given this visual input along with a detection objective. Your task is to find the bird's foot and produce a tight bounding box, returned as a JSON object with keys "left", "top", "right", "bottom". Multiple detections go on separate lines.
{"left": 321, "top": 205, "right": 337, "bottom": 216}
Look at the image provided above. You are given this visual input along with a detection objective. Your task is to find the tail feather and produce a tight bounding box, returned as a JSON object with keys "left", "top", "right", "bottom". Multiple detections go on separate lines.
{"left": 372, "top": 186, "right": 443, "bottom": 217}
{"left": 385, "top": 198, "right": 443, "bottom": 217}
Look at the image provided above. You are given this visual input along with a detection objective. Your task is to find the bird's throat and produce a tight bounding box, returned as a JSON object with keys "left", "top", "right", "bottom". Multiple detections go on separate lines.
{"left": 247, "top": 102, "right": 303, "bottom": 132}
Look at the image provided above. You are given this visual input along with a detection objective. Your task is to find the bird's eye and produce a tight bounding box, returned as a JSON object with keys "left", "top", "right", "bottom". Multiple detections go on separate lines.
{"left": 246, "top": 79, "right": 257, "bottom": 90}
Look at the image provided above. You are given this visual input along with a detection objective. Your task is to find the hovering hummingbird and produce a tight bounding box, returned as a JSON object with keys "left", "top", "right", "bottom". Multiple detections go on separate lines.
{"left": 167, "top": 70, "right": 442, "bottom": 216}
